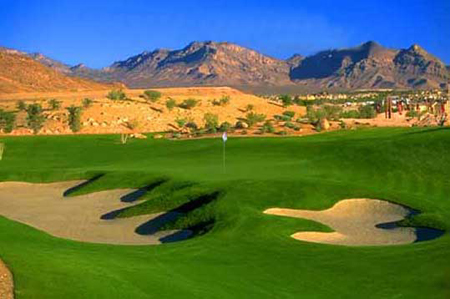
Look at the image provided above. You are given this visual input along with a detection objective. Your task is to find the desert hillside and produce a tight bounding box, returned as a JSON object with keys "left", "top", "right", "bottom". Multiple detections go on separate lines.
{"left": 0, "top": 48, "right": 120, "bottom": 94}
{"left": 0, "top": 87, "right": 307, "bottom": 135}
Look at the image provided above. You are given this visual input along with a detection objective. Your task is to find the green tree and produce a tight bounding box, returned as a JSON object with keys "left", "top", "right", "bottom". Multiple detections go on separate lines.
{"left": 83, "top": 98, "right": 93, "bottom": 108}
{"left": 0, "top": 109, "right": 16, "bottom": 133}
{"left": 143, "top": 90, "right": 162, "bottom": 103}
{"left": 67, "top": 106, "right": 83, "bottom": 133}
{"left": 26, "top": 104, "right": 45, "bottom": 134}
{"left": 48, "top": 99, "right": 61, "bottom": 110}
{"left": 280, "top": 95, "right": 293, "bottom": 107}
{"left": 17, "top": 100, "right": 27, "bottom": 111}
{"left": 358, "top": 105, "right": 377, "bottom": 118}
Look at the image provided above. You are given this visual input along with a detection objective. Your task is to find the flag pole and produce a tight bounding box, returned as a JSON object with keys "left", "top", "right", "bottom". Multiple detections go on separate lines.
{"left": 223, "top": 140, "right": 226, "bottom": 174}
{"left": 222, "top": 132, "right": 227, "bottom": 174}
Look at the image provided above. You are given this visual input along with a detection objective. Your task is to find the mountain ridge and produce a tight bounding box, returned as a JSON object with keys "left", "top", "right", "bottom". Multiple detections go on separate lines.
{"left": 0, "top": 48, "right": 122, "bottom": 94}
{"left": 8, "top": 41, "right": 450, "bottom": 93}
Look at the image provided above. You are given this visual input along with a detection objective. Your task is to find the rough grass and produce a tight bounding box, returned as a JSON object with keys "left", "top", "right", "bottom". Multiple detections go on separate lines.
{"left": 0, "top": 127, "right": 449, "bottom": 299}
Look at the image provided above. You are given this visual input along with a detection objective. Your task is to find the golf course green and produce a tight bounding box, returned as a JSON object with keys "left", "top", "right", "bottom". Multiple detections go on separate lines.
{"left": 0, "top": 127, "right": 449, "bottom": 298}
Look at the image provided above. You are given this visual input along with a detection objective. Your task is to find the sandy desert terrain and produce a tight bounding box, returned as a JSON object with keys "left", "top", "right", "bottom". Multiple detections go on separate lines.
{"left": 0, "top": 87, "right": 309, "bottom": 136}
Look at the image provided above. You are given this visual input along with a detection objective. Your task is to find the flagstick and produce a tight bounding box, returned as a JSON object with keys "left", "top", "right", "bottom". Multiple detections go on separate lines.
{"left": 223, "top": 140, "right": 226, "bottom": 174}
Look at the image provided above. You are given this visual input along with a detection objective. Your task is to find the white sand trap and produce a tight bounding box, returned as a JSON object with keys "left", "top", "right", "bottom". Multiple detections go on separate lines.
{"left": 0, "top": 181, "right": 181, "bottom": 245}
{"left": 0, "top": 259, "right": 13, "bottom": 299}
{"left": 264, "top": 199, "right": 417, "bottom": 246}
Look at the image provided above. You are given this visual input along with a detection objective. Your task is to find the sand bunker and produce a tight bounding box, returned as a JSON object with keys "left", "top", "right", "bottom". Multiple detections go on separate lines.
{"left": 0, "top": 259, "right": 13, "bottom": 299}
{"left": 264, "top": 199, "right": 423, "bottom": 246}
{"left": 0, "top": 181, "right": 183, "bottom": 245}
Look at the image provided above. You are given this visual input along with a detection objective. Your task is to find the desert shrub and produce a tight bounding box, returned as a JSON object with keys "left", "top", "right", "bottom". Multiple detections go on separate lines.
{"left": 296, "top": 117, "right": 310, "bottom": 124}
{"left": 26, "top": 103, "right": 45, "bottom": 134}
{"left": 340, "top": 110, "right": 360, "bottom": 118}
{"left": 276, "top": 130, "right": 288, "bottom": 135}
{"left": 339, "top": 121, "right": 348, "bottom": 129}
{"left": 17, "top": 100, "right": 27, "bottom": 111}
{"left": 166, "top": 98, "right": 177, "bottom": 111}
{"left": 293, "top": 125, "right": 301, "bottom": 131}
{"left": 275, "top": 114, "right": 292, "bottom": 121}
{"left": 235, "top": 120, "right": 246, "bottom": 129}
{"left": 279, "top": 94, "right": 293, "bottom": 107}
{"left": 315, "top": 122, "right": 323, "bottom": 132}
{"left": 175, "top": 117, "right": 187, "bottom": 128}
{"left": 213, "top": 96, "right": 231, "bottom": 106}
{"left": 218, "top": 121, "right": 231, "bottom": 132}
{"left": 186, "top": 122, "right": 198, "bottom": 130}
{"left": 126, "top": 119, "right": 139, "bottom": 130}
{"left": 245, "top": 104, "right": 254, "bottom": 112}
{"left": 283, "top": 111, "right": 295, "bottom": 118}
{"left": 284, "top": 121, "right": 296, "bottom": 129}
{"left": 306, "top": 105, "right": 343, "bottom": 123}
{"left": 66, "top": 106, "right": 82, "bottom": 132}
{"left": 406, "top": 110, "right": 419, "bottom": 118}
{"left": 179, "top": 98, "right": 199, "bottom": 109}
{"left": 219, "top": 96, "right": 230, "bottom": 106}
{"left": 241, "top": 130, "right": 247, "bottom": 135}
{"left": 204, "top": 113, "right": 219, "bottom": 133}
{"left": 293, "top": 96, "right": 303, "bottom": 106}
{"left": 323, "top": 105, "right": 342, "bottom": 120}
{"left": 0, "top": 109, "right": 16, "bottom": 133}
{"left": 245, "top": 112, "right": 266, "bottom": 127}
{"left": 260, "top": 121, "right": 275, "bottom": 133}
{"left": 48, "top": 99, "right": 61, "bottom": 110}
{"left": 143, "top": 90, "right": 162, "bottom": 103}
{"left": 358, "top": 105, "right": 376, "bottom": 118}
{"left": 83, "top": 98, "right": 93, "bottom": 108}
{"left": 305, "top": 106, "right": 326, "bottom": 124}
{"left": 106, "top": 89, "right": 127, "bottom": 101}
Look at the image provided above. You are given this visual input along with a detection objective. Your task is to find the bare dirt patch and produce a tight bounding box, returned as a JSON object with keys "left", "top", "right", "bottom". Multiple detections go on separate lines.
{"left": 264, "top": 199, "right": 418, "bottom": 246}
{"left": 0, "top": 181, "right": 183, "bottom": 245}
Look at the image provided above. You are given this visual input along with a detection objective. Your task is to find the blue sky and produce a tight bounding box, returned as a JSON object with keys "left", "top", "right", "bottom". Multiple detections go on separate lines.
{"left": 1, "top": 0, "right": 449, "bottom": 68}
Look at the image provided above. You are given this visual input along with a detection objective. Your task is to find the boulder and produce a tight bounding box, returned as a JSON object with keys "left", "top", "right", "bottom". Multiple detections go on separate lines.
{"left": 131, "top": 133, "right": 147, "bottom": 139}
{"left": 319, "top": 118, "right": 330, "bottom": 131}
{"left": 235, "top": 120, "right": 248, "bottom": 129}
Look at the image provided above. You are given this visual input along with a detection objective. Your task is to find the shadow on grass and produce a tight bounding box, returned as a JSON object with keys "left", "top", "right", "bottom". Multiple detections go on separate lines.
{"left": 135, "top": 191, "right": 221, "bottom": 238}
{"left": 159, "top": 230, "right": 193, "bottom": 243}
{"left": 402, "top": 126, "right": 450, "bottom": 136}
{"left": 63, "top": 174, "right": 105, "bottom": 197}
{"left": 375, "top": 207, "right": 446, "bottom": 243}
{"left": 120, "top": 179, "right": 168, "bottom": 203}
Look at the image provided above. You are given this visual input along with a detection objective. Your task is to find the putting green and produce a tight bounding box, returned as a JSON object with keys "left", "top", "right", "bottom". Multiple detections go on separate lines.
{"left": 0, "top": 127, "right": 449, "bottom": 299}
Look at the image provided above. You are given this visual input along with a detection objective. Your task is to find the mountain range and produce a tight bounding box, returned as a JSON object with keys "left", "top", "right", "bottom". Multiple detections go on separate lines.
{"left": 3, "top": 41, "right": 450, "bottom": 94}
{"left": 0, "top": 47, "right": 120, "bottom": 93}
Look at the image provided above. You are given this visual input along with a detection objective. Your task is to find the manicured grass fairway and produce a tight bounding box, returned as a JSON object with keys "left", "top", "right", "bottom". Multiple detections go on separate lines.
{"left": 0, "top": 128, "right": 449, "bottom": 299}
